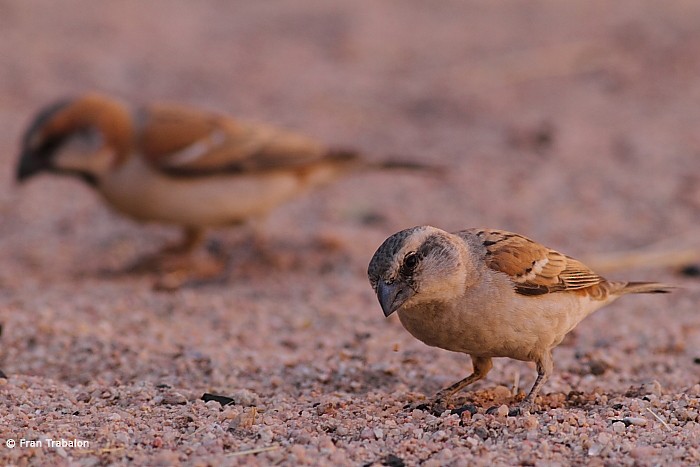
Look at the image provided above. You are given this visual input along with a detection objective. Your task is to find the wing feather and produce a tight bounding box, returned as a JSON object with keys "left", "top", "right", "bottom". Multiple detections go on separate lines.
{"left": 461, "top": 229, "right": 605, "bottom": 296}
{"left": 137, "top": 103, "right": 330, "bottom": 175}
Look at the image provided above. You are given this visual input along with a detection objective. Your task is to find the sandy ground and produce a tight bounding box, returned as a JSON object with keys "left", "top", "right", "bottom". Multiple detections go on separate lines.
{"left": 1, "top": 1, "right": 700, "bottom": 465}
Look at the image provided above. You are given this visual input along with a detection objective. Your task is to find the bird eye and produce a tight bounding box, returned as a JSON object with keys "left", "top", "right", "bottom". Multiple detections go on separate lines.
{"left": 402, "top": 253, "right": 419, "bottom": 274}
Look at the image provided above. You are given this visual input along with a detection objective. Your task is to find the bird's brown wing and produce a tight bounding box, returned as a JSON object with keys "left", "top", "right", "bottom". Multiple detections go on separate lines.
{"left": 137, "top": 103, "right": 334, "bottom": 176}
{"left": 462, "top": 229, "right": 605, "bottom": 296}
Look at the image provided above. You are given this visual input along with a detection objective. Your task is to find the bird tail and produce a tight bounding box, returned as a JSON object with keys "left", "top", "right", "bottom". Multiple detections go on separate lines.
{"left": 325, "top": 148, "right": 444, "bottom": 175}
{"left": 372, "top": 158, "right": 445, "bottom": 174}
{"left": 618, "top": 281, "right": 676, "bottom": 295}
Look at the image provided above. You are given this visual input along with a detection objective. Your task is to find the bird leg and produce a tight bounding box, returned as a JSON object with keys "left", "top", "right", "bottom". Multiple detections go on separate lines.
{"left": 153, "top": 227, "right": 230, "bottom": 290}
{"left": 125, "top": 227, "right": 207, "bottom": 274}
{"left": 160, "top": 227, "right": 206, "bottom": 255}
{"left": 430, "top": 356, "right": 493, "bottom": 411}
{"left": 513, "top": 351, "right": 553, "bottom": 415}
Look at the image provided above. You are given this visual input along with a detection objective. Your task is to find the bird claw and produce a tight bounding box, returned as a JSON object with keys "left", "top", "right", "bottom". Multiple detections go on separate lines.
{"left": 508, "top": 401, "right": 534, "bottom": 417}
{"left": 152, "top": 255, "right": 227, "bottom": 291}
{"left": 404, "top": 395, "right": 450, "bottom": 415}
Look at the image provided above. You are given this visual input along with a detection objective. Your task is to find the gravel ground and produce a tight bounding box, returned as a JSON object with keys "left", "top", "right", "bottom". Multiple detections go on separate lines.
{"left": 1, "top": 1, "right": 699, "bottom": 465}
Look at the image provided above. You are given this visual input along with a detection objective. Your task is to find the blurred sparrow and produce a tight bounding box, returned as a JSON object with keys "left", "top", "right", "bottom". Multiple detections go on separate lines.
{"left": 368, "top": 226, "right": 674, "bottom": 412}
{"left": 17, "top": 92, "right": 435, "bottom": 286}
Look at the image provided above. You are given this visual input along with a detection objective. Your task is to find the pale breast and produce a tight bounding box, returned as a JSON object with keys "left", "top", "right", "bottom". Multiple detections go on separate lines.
{"left": 397, "top": 286, "right": 615, "bottom": 363}
{"left": 97, "top": 156, "right": 305, "bottom": 226}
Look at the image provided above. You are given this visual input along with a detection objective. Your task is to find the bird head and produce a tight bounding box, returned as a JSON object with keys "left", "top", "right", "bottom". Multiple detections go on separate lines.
{"left": 367, "top": 226, "right": 469, "bottom": 317}
{"left": 17, "top": 93, "right": 133, "bottom": 185}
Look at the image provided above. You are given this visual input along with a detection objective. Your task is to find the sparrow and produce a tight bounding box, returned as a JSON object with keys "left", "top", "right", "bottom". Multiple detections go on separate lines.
{"left": 368, "top": 226, "right": 674, "bottom": 412}
{"left": 16, "top": 92, "right": 435, "bottom": 286}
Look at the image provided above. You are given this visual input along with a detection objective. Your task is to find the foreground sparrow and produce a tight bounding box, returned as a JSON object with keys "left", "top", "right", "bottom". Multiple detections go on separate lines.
{"left": 17, "top": 93, "right": 434, "bottom": 286}
{"left": 368, "top": 226, "right": 674, "bottom": 412}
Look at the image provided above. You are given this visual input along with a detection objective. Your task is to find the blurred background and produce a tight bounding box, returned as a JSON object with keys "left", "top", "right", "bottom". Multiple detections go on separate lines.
{"left": 2, "top": 1, "right": 699, "bottom": 262}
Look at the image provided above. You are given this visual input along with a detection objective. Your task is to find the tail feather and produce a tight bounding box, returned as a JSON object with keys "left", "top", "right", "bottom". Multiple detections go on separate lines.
{"left": 325, "top": 148, "right": 444, "bottom": 174}
{"left": 373, "top": 159, "right": 445, "bottom": 173}
{"left": 619, "top": 281, "right": 676, "bottom": 295}
{"left": 325, "top": 148, "right": 362, "bottom": 163}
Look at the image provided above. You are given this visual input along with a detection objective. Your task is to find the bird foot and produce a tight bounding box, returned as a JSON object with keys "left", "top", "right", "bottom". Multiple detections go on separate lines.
{"left": 507, "top": 400, "right": 534, "bottom": 417}
{"left": 153, "top": 254, "right": 227, "bottom": 291}
{"left": 404, "top": 393, "right": 454, "bottom": 416}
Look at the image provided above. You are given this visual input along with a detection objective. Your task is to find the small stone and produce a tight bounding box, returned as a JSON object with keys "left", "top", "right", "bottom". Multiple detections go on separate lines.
{"left": 465, "top": 436, "right": 479, "bottom": 448}
{"left": 641, "top": 380, "right": 663, "bottom": 397}
{"left": 474, "top": 427, "right": 489, "bottom": 440}
{"left": 201, "top": 393, "right": 235, "bottom": 407}
{"left": 588, "top": 443, "right": 605, "bottom": 457}
{"left": 497, "top": 405, "right": 509, "bottom": 418}
{"left": 492, "top": 385, "right": 512, "bottom": 399}
{"left": 451, "top": 404, "right": 478, "bottom": 417}
{"left": 161, "top": 392, "right": 187, "bottom": 405}
{"left": 523, "top": 415, "right": 538, "bottom": 430}
{"left": 630, "top": 446, "right": 658, "bottom": 459}
{"left": 381, "top": 454, "right": 405, "bottom": 467}
{"left": 612, "top": 421, "right": 626, "bottom": 433}
{"left": 588, "top": 360, "right": 609, "bottom": 376}
{"left": 229, "top": 408, "right": 258, "bottom": 430}
{"left": 623, "top": 416, "right": 648, "bottom": 427}
{"left": 230, "top": 389, "right": 259, "bottom": 407}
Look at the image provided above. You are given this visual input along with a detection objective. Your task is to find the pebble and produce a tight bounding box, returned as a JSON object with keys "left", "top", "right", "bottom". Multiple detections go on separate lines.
{"left": 230, "top": 389, "right": 260, "bottom": 407}
{"left": 523, "top": 416, "right": 539, "bottom": 430}
{"left": 588, "top": 443, "right": 605, "bottom": 457}
{"left": 623, "top": 417, "right": 648, "bottom": 427}
{"left": 492, "top": 385, "right": 512, "bottom": 399}
{"left": 630, "top": 446, "right": 658, "bottom": 459}
{"left": 612, "top": 421, "right": 626, "bottom": 433}
{"left": 161, "top": 392, "right": 187, "bottom": 405}
{"left": 474, "top": 427, "right": 489, "bottom": 440}
{"left": 465, "top": 437, "right": 479, "bottom": 448}
{"left": 641, "top": 380, "right": 663, "bottom": 397}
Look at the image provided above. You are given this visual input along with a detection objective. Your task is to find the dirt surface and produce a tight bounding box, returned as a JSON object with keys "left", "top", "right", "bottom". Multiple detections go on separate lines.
{"left": 1, "top": 1, "right": 700, "bottom": 465}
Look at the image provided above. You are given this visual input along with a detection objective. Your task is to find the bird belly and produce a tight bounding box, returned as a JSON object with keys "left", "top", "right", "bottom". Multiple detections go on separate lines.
{"left": 97, "top": 157, "right": 305, "bottom": 226}
{"left": 397, "top": 292, "right": 609, "bottom": 362}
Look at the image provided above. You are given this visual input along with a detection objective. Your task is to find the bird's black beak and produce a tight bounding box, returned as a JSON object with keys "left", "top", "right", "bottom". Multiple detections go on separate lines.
{"left": 16, "top": 151, "right": 48, "bottom": 182}
{"left": 377, "top": 280, "right": 414, "bottom": 317}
